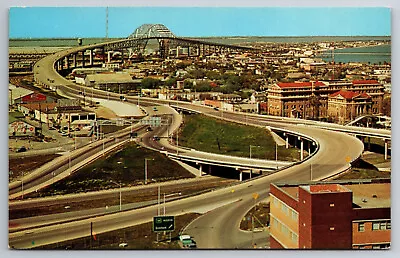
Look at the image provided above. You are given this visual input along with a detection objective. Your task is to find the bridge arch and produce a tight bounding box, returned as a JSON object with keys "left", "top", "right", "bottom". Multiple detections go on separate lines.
{"left": 129, "top": 24, "right": 176, "bottom": 39}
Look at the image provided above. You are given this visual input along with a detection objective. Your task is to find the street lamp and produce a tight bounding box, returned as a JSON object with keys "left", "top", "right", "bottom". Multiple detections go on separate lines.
{"left": 275, "top": 142, "right": 278, "bottom": 169}
{"left": 17, "top": 174, "right": 24, "bottom": 199}
{"left": 110, "top": 181, "right": 122, "bottom": 211}
{"left": 144, "top": 158, "right": 154, "bottom": 185}
{"left": 163, "top": 192, "right": 182, "bottom": 215}
{"left": 250, "top": 145, "right": 261, "bottom": 159}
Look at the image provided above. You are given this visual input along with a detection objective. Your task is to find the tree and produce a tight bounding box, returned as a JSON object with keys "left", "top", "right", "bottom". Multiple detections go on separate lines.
{"left": 141, "top": 78, "right": 161, "bottom": 89}
{"left": 309, "top": 94, "right": 322, "bottom": 120}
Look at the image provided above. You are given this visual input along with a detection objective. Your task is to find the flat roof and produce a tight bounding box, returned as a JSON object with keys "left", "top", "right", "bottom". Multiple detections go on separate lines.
{"left": 345, "top": 183, "right": 390, "bottom": 209}
{"left": 275, "top": 181, "right": 390, "bottom": 209}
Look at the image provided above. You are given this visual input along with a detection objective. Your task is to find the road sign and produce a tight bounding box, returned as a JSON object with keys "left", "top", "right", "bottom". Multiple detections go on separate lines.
{"left": 153, "top": 216, "right": 175, "bottom": 232}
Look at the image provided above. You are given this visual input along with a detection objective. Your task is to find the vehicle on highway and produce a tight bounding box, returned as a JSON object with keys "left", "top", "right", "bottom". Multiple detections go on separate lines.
{"left": 61, "top": 132, "right": 69, "bottom": 136}
{"left": 152, "top": 136, "right": 160, "bottom": 141}
{"left": 213, "top": 107, "right": 219, "bottom": 111}
{"left": 153, "top": 107, "right": 158, "bottom": 111}
{"left": 146, "top": 127, "right": 153, "bottom": 132}
{"left": 16, "top": 146, "right": 27, "bottom": 153}
{"left": 179, "top": 235, "right": 197, "bottom": 248}
{"left": 118, "top": 243, "right": 128, "bottom": 248}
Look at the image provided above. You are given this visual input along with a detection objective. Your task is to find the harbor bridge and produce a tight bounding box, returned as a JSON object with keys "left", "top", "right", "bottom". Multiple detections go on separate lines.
{"left": 50, "top": 24, "right": 257, "bottom": 73}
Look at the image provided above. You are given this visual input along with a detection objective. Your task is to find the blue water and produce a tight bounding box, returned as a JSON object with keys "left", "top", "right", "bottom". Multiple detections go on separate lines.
{"left": 320, "top": 44, "right": 391, "bottom": 64}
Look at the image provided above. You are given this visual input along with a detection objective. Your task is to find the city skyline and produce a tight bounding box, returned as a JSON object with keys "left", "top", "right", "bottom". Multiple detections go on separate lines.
{"left": 9, "top": 7, "right": 391, "bottom": 38}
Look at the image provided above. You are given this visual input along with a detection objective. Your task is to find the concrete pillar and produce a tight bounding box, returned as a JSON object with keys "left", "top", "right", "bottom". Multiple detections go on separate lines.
{"left": 367, "top": 137, "right": 371, "bottom": 150}
{"left": 65, "top": 56, "right": 69, "bottom": 69}
{"left": 239, "top": 171, "right": 243, "bottom": 182}
{"left": 81, "top": 51, "right": 85, "bottom": 67}
{"left": 384, "top": 140, "right": 388, "bottom": 160}
{"left": 176, "top": 46, "right": 180, "bottom": 58}
{"left": 286, "top": 136, "right": 289, "bottom": 149}
{"left": 102, "top": 48, "right": 106, "bottom": 63}
{"left": 89, "top": 49, "right": 93, "bottom": 66}
{"left": 249, "top": 170, "right": 252, "bottom": 179}
{"left": 199, "top": 164, "right": 203, "bottom": 177}
{"left": 300, "top": 138, "right": 304, "bottom": 161}
{"left": 107, "top": 51, "right": 112, "bottom": 63}
{"left": 73, "top": 54, "right": 76, "bottom": 67}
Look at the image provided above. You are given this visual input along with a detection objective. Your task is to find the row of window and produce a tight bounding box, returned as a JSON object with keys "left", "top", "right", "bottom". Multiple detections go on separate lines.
{"left": 271, "top": 216, "right": 298, "bottom": 244}
{"left": 358, "top": 220, "right": 391, "bottom": 232}
{"left": 271, "top": 195, "right": 298, "bottom": 221}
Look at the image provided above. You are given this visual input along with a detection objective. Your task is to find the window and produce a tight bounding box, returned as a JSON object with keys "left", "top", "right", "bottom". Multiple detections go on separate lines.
{"left": 330, "top": 203, "right": 335, "bottom": 207}
{"left": 380, "top": 222, "right": 387, "bottom": 230}
{"left": 358, "top": 223, "right": 365, "bottom": 232}
{"left": 372, "top": 222, "right": 380, "bottom": 231}
{"left": 330, "top": 227, "right": 335, "bottom": 231}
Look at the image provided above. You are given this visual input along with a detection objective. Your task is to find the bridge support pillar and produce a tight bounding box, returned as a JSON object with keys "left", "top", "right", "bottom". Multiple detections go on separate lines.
{"left": 65, "top": 56, "right": 69, "bottom": 69}
{"left": 176, "top": 46, "right": 180, "bottom": 58}
{"left": 199, "top": 164, "right": 203, "bottom": 177}
{"left": 239, "top": 170, "right": 243, "bottom": 182}
{"left": 89, "top": 49, "right": 93, "bottom": 66}
{"left": 249, "top": 170, "right": 252, "bottom": 179}
{"left": 367, "top": 137, "right": 371, "bottom": 150}
{"left": 81, "top": 51, "right": 85, "bottom": 67}
{"left": 384, "top": 140, "right": 388, "bottom": 160}
{"left": 299, "top": 137, "right": 304, "bottom": 161}
{"left": 72, "top": 54, "right": 76, "bottom": 68}
{"left": 107, "top": 51, "right": 112, "bottom": 63}
{"left": 286, "top": 136, "right": 289, "bottom": 149}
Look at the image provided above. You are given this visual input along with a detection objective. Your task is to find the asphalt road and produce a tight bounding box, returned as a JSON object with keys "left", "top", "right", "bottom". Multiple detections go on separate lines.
{"left": 22, "top": 46, "right": 373, "bottom": 249}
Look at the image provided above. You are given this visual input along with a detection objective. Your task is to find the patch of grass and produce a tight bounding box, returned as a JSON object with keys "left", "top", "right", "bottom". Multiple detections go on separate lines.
{"left": 9, "top": 154, "right": 61, "bottom": 181}
{"left": 32, "top": 142, "right": 195, "bottom": 197}
{"left": 179, "top": 114, "right": 300, "bottom": 161}
{"left": 240, "top": 202, "right": 270, "bottom": 231}
{"left": 336, "top": 168, "right": 390, "bottom": 180}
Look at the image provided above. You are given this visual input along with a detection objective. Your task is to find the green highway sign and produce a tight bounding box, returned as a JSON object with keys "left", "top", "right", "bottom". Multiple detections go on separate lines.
{"left": 153, "top": 216, "right": 175, "bottom": 232}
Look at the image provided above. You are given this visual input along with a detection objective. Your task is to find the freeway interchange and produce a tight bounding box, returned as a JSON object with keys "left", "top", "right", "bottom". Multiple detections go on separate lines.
{"left": 8, "top": 43, "right": 391, "bottom": 249}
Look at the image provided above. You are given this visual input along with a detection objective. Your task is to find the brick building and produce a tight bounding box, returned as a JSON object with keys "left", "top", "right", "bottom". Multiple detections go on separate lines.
{"left": 269, "top": 180, "right": 390, "bottom": 249}
{"left": 327, "top": 90, "right": 373, "bottom": 124}
{"left": 267, "top": 80, "right": 384, "bottom": 120}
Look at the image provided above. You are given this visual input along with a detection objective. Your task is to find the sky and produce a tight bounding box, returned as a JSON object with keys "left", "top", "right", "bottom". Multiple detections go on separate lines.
{"left": 9, "top": 7, "right": 391, "bottom": 38}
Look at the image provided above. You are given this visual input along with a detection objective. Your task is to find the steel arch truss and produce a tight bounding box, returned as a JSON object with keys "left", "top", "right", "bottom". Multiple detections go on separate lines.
{"left": 129, "top": 24, "right": 176, "bottom": 39}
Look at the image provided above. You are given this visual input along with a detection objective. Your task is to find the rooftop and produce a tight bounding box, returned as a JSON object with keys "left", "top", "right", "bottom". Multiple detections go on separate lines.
{"left": 275, "top": 181, "right": 390, "bottom": 209}
{"left": 86, "top": 73, "right": 134, "bottom": 84}
{"left": 346, "top": 183, "right": 390, "bottom": 208}
{"left": 329, "top": 90, "right": 371, "bottom": 100}
{"left": 276, "top": 81, "right": 326, "bottom": 88}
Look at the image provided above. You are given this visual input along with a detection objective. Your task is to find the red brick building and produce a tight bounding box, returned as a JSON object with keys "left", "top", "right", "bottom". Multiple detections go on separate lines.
{"left": 327, "top": 90, "right": 372, "bottom": 124}
{"left": 267, "top": 80, "right": 384, "bottom": 120}
{"left": 269, "top": 180, "right": 390, "bottom": 249}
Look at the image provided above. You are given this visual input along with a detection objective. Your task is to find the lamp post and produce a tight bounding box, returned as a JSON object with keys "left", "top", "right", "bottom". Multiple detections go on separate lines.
{"left": 250, "top": 145, "right": 260, "bottom": 159}
{"left": 18, "top": 173, "right": 24, "bottom": 199}
{"left": 110, "top": 181, "right": 122, "bottom": 211}
{"left": 144, "top": 158, "right": 154, "bottom": 185}
{"left": 163, "top": 192, "right": 182, "bottom": 215}
{"left": 275, "top": 142, "right": 278, "bottom": 169}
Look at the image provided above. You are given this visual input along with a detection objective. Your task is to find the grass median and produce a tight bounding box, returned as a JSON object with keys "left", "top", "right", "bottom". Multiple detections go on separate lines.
{"left": 178, "top": 114, "right": 300, "bottom": 161}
